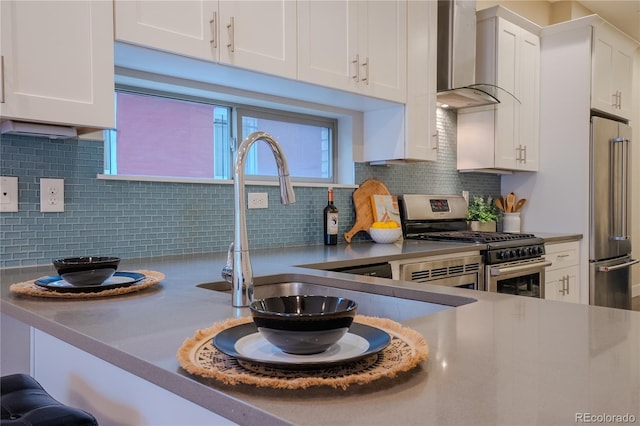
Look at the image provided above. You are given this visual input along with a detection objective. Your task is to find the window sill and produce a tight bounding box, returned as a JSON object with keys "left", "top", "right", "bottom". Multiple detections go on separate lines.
{"left": 96, "top": 174, "right": 358, "bottom": 189}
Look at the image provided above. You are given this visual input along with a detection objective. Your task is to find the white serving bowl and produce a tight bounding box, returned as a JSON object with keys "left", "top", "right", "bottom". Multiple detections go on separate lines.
{"left": 369, "top": 227, "right": 403, "bottom": 244}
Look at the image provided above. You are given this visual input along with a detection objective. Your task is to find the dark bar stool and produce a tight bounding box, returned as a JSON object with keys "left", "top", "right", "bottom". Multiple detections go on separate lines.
{"left": 1, "top": 374, "right": 98, "bottom": 425}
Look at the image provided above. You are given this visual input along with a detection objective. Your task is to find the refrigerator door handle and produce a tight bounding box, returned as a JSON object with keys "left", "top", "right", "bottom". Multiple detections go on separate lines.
{"left": 609, "top": 136, "right": 631, "bottom": 240}
{"left": 597, "top": 258, "right": 639, "bottom": 272}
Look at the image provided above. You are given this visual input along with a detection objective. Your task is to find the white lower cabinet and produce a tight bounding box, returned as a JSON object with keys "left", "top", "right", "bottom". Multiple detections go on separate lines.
{"left": 544, "top": 241, "right": 580, "bottom": 303}
{"left": 32, "top": 329, "right": 235, "bottom": 425}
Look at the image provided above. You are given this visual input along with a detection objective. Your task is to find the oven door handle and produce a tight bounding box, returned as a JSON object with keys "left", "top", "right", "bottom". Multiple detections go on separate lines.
{"left": 490, "top": 260, "right": 553, "bottom": 276}
{"left": 597, "top": 258, "right": 639, "bottom": 272}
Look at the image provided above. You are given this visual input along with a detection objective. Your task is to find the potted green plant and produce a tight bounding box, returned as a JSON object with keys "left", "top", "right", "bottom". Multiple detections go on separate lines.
{"left": 467, "top": 196, "right": 499, "bottom": 232}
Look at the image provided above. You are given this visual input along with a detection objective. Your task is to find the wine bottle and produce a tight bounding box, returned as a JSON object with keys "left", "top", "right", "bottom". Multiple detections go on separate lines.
{"left": 324, "top": 188, "right": 339, "bottom": 245}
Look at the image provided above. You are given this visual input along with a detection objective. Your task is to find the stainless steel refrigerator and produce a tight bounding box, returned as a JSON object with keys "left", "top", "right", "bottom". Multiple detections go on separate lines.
{"left": 589, "top": 116, "right": 638, "bottom": 309}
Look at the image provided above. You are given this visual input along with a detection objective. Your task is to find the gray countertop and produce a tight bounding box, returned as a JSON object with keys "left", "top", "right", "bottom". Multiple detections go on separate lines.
{"left": 3, "top": 234, "right": 639, "bottom": 426}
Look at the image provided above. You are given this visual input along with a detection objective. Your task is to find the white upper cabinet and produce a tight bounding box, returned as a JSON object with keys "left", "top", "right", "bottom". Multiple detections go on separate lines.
{"left": 297, "top": 1, "right": 358, "bottom": 92}
{"left": 591, "top": 21, "right": 636, "bottom": 120}
{"left": 115, "top": 1, "right": 296, "bottom": 79}
{"left": 458, "top": 7, "right": 540, "bottom": 172}
{"left": 298, "top": 0, "right": 406, "bottom": 103}
{"left": 218, "top": 1, "right": 296, "bottom": 79}
{"left": 361, "top": 0, "right": 437, "bottom": 163}
{"left": 0, "top": 0, "right": 114, "bottom": 130}
{"left": 114, "top": 1, "right": 219, "bottom": 61}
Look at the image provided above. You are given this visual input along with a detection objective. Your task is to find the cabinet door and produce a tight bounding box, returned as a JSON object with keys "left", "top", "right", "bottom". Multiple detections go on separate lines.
{"left": 404, "top": 0, "right": 437, "bottom": 161}
{"left": 114, "top": 0, "right": 218, "bottom": 61}
{"left": 0, "top": 0, "right": 114, "bottom": 129}
{"left": 515, "top": 29, "right": 540, "bottom": 171}
{"left": 361, "top": 0, "right": 435, "bottom": 163}
{"left": 591, "top": 23, "right": 635, "bottom": 120}
{"left": 459, "top": 14, "right": 539, "bottom": 172}
{"left": 612, "top": 47, "right": 634, "bottom": 119}
{"left": 358, "top": 1, "right": 407, "bottom": 102}
{"left": 494, "top": 18, "right": 539, "bottom": 171}
{"left": 493, "top": 18, "right": 519, "bottom": 169}
{"left": 218, "top": 1, "right": 296, "bottom": 79}
{"left": 298, "top": 0, "right": 358, "bottom": 93}
{"left": 545, "top": 266, "right": 580, "bottom": 303}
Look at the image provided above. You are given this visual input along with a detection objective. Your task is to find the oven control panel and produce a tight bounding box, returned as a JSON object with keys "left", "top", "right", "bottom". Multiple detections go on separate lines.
{"left": 485, "top": 243, "right": 546, "bottom": 264}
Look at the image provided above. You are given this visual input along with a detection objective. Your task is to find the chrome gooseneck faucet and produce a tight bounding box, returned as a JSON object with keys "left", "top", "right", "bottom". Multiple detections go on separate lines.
{"left": 221, "top": 131, "right": 296, "bottom": 307}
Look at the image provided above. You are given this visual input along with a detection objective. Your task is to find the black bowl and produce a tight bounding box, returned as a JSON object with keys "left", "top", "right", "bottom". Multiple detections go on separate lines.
{"left": 249, "top": 295, "right": 358, "bottom": 355}
{"left": 53, "top": 256, "right": 120, "bottom": 286}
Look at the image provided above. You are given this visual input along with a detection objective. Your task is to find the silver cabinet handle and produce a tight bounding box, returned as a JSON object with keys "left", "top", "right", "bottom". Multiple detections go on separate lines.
{"left": 559, "top": 276, "right": 567, "bottom": 295}
{"left": 516, "top": 145, "right": 527, "bottom": 163}
{"left": 361, "top": 57, "right": 369, "bottom": 84}
{"left": 617, "top": 91, "right": 622, "bottom": 109}
{"left": 209, "top": 12, "right": 217, "bottom": 48}
{"left": 227, "top": 16, "right": 235, "bottom": 52}
{"left": 597, "top": 258, "right": 639, "bottom": 272}
{"left": 352, "top": 54, "right": 360, "bottom": 82}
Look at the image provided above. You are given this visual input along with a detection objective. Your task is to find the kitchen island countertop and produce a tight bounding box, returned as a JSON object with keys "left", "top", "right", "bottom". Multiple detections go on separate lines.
{"left": 3, "top": 233, "right": 639, "bottom": 426}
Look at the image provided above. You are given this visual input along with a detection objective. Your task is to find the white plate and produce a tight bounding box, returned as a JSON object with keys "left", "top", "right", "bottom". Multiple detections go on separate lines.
{"left": 213, "top": 323, "right": 390, "bottom": 369}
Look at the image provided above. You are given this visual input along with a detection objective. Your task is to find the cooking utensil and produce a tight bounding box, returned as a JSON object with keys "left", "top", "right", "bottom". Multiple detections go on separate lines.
{"left": 514, "top": 198, "right": 527, "bottom": 212}
{"left": 505, "top": 192, "right": 516, "bottom": 212}
{"left": 495, "top": 198, "right": 505, "bottom": 212}
{"left": 344, "top": 179, "right": 390, "bottom": 243}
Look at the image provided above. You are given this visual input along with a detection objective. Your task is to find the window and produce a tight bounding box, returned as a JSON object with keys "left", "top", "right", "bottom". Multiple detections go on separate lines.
{"left": 104, "top": 89, "right": 337, "bottom": 183}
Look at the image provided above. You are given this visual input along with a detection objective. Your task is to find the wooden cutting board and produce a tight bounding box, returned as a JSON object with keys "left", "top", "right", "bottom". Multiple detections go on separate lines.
{"left": 343, "top": 179, "right": 391, "bottom": 243}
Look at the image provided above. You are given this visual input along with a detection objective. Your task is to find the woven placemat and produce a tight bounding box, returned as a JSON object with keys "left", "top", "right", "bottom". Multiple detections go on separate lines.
{"left": 177, "top": 315, "right": 428, "bottom": 390}
{"left": 9, "top": 270, "right": 164, "bottom": 299}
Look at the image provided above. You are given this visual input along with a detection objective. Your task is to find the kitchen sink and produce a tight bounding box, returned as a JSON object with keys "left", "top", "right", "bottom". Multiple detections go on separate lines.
{"left": 197, "top": 273, "right": 476, "bottom": 322}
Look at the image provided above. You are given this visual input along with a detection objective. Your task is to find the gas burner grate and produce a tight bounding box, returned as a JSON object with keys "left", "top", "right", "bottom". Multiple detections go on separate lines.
{"left": 409, "top": 231, "right": 537, "bottom": 244}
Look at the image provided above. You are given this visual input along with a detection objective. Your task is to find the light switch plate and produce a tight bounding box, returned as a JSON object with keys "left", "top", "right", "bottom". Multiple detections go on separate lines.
{"left": 40, "top": 178, "right": 65, "bottom": 212}
{"left": 0, "top": 176, "right": 19, "bottom": 212}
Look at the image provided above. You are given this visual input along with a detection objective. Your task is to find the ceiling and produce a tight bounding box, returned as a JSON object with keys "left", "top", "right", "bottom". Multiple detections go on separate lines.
{"left": 578, "top": 1, "right": 640, "bottom": 42}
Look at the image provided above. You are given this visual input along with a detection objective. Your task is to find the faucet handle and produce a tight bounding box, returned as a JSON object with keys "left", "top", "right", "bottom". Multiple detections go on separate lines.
{"left": 221, "top": 242, "right": 234, "bottom": 283}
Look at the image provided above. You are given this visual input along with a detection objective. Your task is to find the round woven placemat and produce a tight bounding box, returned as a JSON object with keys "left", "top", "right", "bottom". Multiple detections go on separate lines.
{"left": 177, "top": 315, "right": 428, "bottom": 390}
{"left": 9, "top": 270, "right": 164, "bottom": 299}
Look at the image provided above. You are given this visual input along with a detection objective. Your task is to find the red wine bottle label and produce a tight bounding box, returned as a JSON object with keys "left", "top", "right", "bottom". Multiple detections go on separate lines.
{"left": 326, "top": 212, "right": 338, "bottom": 234}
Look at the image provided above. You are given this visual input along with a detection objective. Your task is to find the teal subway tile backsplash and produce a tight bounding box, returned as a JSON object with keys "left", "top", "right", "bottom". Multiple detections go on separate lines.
{"left": 1, "top": 109, "right": 499, "bottom": 267}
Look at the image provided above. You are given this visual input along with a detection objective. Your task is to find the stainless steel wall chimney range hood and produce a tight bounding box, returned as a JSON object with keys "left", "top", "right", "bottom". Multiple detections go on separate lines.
{"left": 436, "top": 0, "right": 514, "bottom": 109}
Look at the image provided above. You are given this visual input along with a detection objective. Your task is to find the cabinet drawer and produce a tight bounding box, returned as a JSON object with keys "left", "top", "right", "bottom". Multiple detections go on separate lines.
{"left": 544, "top": 242, "right": 579, "bottom": 270}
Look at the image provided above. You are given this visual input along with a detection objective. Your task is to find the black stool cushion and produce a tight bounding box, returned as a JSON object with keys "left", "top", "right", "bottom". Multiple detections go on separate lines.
{"left": 1, "top": 374, "right": 97, "bottom": 426}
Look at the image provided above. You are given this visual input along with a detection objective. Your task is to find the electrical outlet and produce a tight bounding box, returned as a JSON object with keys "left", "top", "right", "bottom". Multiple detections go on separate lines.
{"left": 248, "top": 192, "right": 268, "bottom": 209}
{"left": 0, "top": 176, "right": 19, "bottom": 212}
{"left": 40, "top": 178, "right": 64, "bottom": 212}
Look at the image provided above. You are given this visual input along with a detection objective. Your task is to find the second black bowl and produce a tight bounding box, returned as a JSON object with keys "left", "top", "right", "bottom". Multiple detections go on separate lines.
{"left": 249, "top": 295, "right": 358, "bottom": 355}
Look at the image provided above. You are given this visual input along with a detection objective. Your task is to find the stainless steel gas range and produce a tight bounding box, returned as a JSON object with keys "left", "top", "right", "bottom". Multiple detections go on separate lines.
{"left": 397, "top": 194, "right": 551, "bottom": 298}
